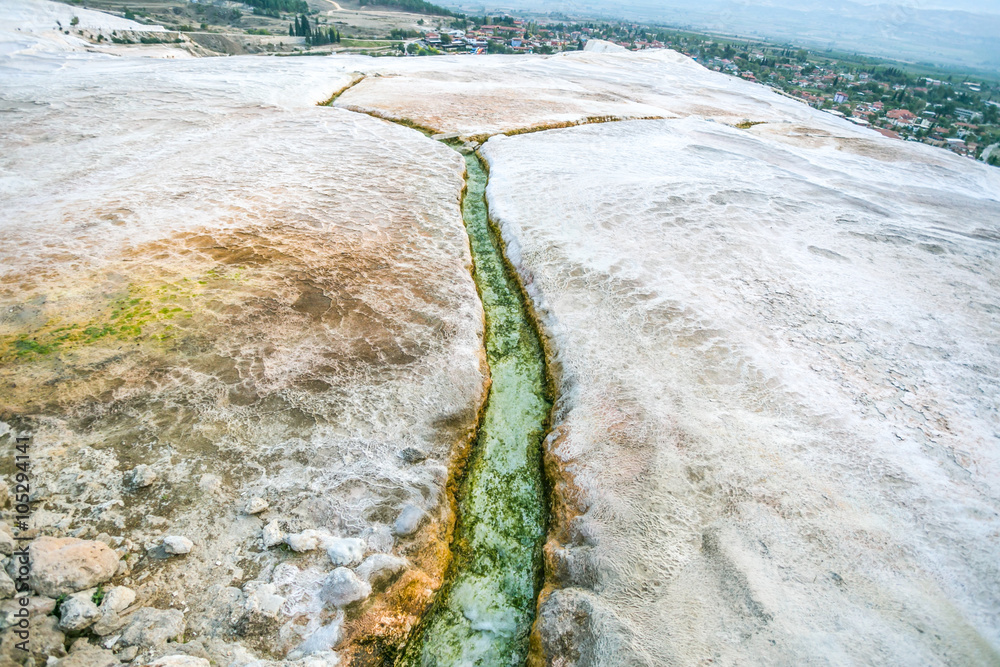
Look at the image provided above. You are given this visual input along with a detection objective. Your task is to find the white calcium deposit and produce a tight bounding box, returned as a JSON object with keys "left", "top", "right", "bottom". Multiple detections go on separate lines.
{"left": 481, "top": 118, "right": 1000, "bottom": 664}
{"left": 332, "top": 42, "right": 836, "bottom": 134}
{"left": 2, "top": 1, "right": 999, "bottom": 663}
{"left": 1, "top": 3, "right": 487, "bottom": 662}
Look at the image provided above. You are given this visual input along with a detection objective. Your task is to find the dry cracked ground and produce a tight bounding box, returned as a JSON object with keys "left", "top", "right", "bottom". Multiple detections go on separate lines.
{"left": 1, "top": 1, "right": 999, "bottom": 666}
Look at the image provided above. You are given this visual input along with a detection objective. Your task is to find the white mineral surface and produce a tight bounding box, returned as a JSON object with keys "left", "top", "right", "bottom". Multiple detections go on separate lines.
{"left": 329, "top": 39, "right": 1000, "bottom": 663}
{"left": 481, "top": 117, "right": 1000, "bottom": 664}
{"left": 1, "top": 2, "right": 486, "bottom": 661}
{"left": 1, "top": 1, "right": 998, "bottom": 664}
{"left": 333, "top": 43, "right": 830, "bottom": 134}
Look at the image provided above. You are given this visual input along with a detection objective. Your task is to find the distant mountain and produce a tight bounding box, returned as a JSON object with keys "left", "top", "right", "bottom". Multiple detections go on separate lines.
{"left": 448, "top": 0, "right": 1000, "bottom": 71}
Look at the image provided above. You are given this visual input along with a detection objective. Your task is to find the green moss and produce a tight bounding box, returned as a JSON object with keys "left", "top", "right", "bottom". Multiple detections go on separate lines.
{"left": 0, "top": 265, "right": 250, "bottom": 363}
{"left": 503, "top": 114, "right": 665, "bottom": 137}
{"left": 398, "top": 150, "right": 552, "bottom": 665}
{"left": 12, "top": 337, "right": 55, "bottom": 358}
{"left": 316, "top": 75, "right": 366, "bottom": 107}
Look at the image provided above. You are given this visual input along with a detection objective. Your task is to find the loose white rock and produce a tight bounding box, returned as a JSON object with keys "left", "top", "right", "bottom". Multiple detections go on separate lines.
{"left": 68, "top": 637, "right": 92, "bottom": 653}
{"left": 243, "top": 581, "right": 285, "bottom": 619}
{"left": 58, "top": 646, "right": 119, "bottom": 667}
{"left": 58, "top": 592, "right": 101, "bottom": 632}
{"left": 392, "top": 504, "right": 425, "bottom": 536}
{"left": 100, "top": 586, "right": 136, "bottom": 614}
{"left": 118, "top": 607, "right": 185, "bottom": 648}
{"left": 288, "top": 620, "right": 343, "bottom": 659}
{"left": 90, "top": 583, "right": 136, "bottom": 636}
{"left": 148, "top": 656, "right": 210, "bottom": 667}
{"left": 319, "top": 567, "right": 371, "bottom": 608}
{"left": 29, "top": 537, "right": 119, "bottom": 598}
{"left": 325, "top": 538, "right": 366, "bottom": 568}
{"left": 244, "top": 497, "right": 269, "bottom": 515}
{"left": 0, "top": 524, "right": 15, "bottom": 556}
{"left": 127, "top": 465, "right": 156, "bottom": 488}
{"left": 261, "top": 520, "right": 285, "bottom": 549}
{"left": 0, "top": 570, "right": 16, "bottom": 599}
{"left": 90, "top": 609, "right": 123, "bottom": 637}
{"left": 118, "top": 646, "right": 139, "bottom": 662}
{"left": 284, "top": 529, "right": 328, "bottom": 553}
{"left": 161, "top": 536, "right": 193, "bottom": 555}
{"left": 355, "top": 553, "right": 408, "bottom": 587}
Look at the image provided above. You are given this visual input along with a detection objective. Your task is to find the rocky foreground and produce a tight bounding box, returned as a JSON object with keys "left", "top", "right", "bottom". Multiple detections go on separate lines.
{"left": 2, "top": 1, "right": 999, "bottom": 666}
{"left": 1, "top": 8, "right": 489, "bottom": 665}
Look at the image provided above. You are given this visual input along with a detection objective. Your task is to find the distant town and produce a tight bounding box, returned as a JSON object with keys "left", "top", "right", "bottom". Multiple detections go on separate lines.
{"left": 396, "top": 14, "right": 999, "bottom": 166}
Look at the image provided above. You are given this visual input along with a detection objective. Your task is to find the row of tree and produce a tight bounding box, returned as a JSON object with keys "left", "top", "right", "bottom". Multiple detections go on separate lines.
{"left": 288, "top": 15, "right": 341, "bottom": 45}
{"left": 246, "top": 0, "right": 308, "bottom": 14}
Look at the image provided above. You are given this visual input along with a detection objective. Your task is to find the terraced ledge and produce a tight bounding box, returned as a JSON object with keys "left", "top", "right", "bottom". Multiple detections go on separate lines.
{"left": 317, "top": 73, "right": 365, "bottom": 106}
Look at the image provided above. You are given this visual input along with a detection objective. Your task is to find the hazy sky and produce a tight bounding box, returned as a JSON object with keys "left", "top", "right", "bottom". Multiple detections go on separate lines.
{"left": 450, "top": 0, "right": 1000, "bottom": 69}
{"left": 858, "top": 0, "right": 1000, "bottom": 11}
{"left": 621, "top": 0, "right": 1000, "bottom": 15}
{"left": 810, "top": 0, "right": 1000, "bottom": 13}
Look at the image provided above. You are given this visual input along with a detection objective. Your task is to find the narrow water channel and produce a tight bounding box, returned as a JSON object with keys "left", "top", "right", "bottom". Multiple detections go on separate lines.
{"left": 398, "top": 149, "right": 552, "bottom": 665}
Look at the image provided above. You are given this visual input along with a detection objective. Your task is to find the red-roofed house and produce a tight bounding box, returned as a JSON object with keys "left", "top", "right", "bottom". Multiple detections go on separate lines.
{"left": 886, "top": 109, "right": 916, "bottom": 127}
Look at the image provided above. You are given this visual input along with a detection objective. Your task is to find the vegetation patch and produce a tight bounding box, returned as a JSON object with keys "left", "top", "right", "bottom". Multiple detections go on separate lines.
{"left": 0, "top": 266, "right": 246, "bottom": 363}
{"left": 493, "top": 115, "right": 665, "bottom": 141}
{"left": 357, "top": 0, "right": 462, "bottom": 18}
{"left": 317, "top": 76, "right": 366, "bottom": 107}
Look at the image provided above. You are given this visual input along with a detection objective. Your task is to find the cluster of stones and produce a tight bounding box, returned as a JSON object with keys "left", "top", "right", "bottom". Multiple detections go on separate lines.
{"left": 0, "top": 465, "right": 425, "bottom": 667}
{"left": 0, "top": 446, "right": 435, "bottom": 666}
{"left": 0, "top": 531, "right": 201, "bottom": 667}
{"left": 257, "top": 490, "right": 412, "bottom": 612}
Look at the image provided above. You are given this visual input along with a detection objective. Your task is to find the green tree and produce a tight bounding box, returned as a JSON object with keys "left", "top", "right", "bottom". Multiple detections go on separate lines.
{"left": 294, "top": 14, "right": 310, "bottom": 37}
{"left": 244, "top": 0, "right": 308, "bottom": 13}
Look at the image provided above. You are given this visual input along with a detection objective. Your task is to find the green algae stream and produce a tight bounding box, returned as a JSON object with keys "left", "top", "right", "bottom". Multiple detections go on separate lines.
{"left": 398, "top": 149, "right": 552, "bottom": 665}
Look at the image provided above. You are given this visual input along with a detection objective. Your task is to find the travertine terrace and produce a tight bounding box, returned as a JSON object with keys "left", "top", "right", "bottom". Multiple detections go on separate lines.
{"left": 1, "top": 8, "right": 487, "bottom": 663}
{"left": 1, "top": 2, "right": 999, "bottom": 665}
{"left": 483, "top": 119, "right": 1000, "bottom": 665}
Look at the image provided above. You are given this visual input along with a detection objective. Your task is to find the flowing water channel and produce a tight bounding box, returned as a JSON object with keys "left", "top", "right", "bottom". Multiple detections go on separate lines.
{"left": 398, "top": 149, "right": 552, "bottom": 665}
